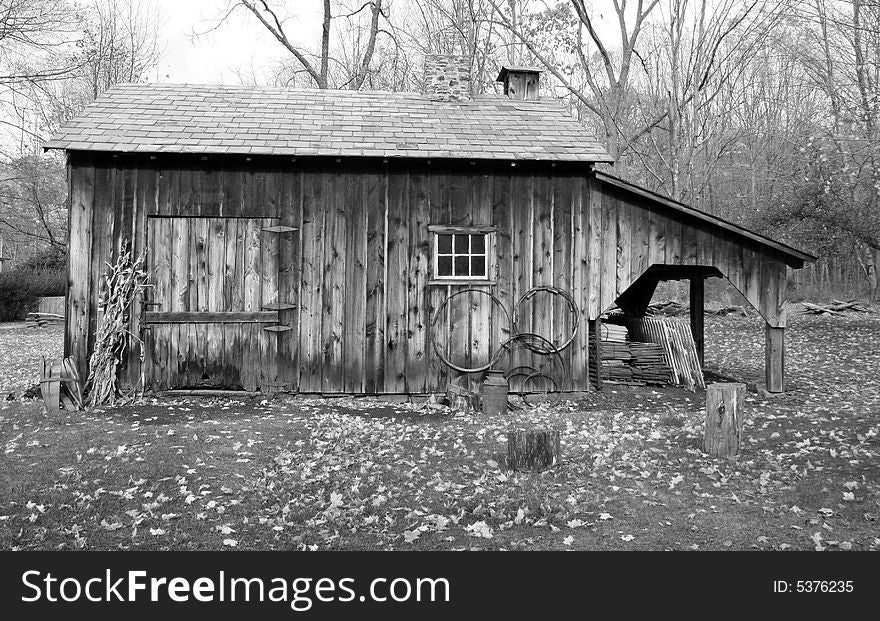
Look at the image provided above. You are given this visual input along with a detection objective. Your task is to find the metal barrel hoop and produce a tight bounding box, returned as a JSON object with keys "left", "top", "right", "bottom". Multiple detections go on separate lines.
{"left": 430, "top": 287, "right": 512, "bottom": 374}
{"left": 511, "top": 285, "right": 580, "bottom": 355}
{"left": 490, "top": 332, "right": 570, "bottom": 399}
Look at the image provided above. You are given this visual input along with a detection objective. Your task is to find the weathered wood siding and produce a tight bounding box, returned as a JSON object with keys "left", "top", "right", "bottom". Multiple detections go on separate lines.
{"left": 590, "top": 179, "right": 791, "bottom": 327}
{"left": 65, "top": 152, "right": 796, "bottom": 394}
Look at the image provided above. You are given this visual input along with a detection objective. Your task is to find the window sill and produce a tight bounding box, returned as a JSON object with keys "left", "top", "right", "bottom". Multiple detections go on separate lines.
{"left": 428, "top": 279, "right": 496, "bottom": 287}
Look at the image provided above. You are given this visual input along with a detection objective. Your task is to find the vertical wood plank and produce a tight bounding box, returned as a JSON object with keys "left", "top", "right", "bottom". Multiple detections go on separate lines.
{"left": 647, "top": 195, "right": 665, "bottom": 267}
{"left": 630, "top": 204, "right": 650, "bottom": 278}
{"left": 299, "top": 169, "right": 324, "bottom": 391}
{"left": 156, "top": 166, "right": 179, "bottom": 217}
{"left": 88, "top": 162, "right": 115, "bottom": 369}
{"left": 615, "top": 193, "right": 632, "bottom": 303}
{"left": 587, "top": 176, "right": 602, "bottom": 319}
{"left": 384, "top": 167, "right": 409, "bottom": 392}
{"left": 66, "top": 158, "right": 95, "bottom": 383}
{"left": 221, "top": 165, "right": 241, "bottom": 217}
{"left": 261, "top": 217, "right": 280, "bottom": 388}
{"left": 241, "top": 163, "right": 266, "bottom": 218}
{"left": 682, "top": 219, "right": 698, "bottom": 267}
{"left": 200, "top": 167, "right": 223, "bottom": 216}
{"left": 571, "top": 176, "right": 589, "bottom": 389}
{"left": 511, "top": 173, "right": 533, "bottom": 329}
{"left": 278, "top": 167, "right": 302, "bottom": 390}
{"left": 426, "top": 167, "right": 450, "bottom": 392}
{"left": 364, "top": 167, "right": 386, "bottom": 393}
{"left": 241, "top": 217, "right": 262, "bottom": 390}
{"left": 552, "top": 172, "right": 573, "bottom": 369}
{"left": 322, "top": 170, "right": 346, "bottom": 392}
{"left": 177, "top": 166, "right": 199, "bottom": 216}
{"left": 169, "top": 217, "right": 187, "bottom": 387}
{"left": 666, "top": 216, "right": 683, "bottom": 265}
{"left": 599, "top": 187, "right": 617, "bottom": 314}
{"left": 532, "top": 172, "right": 553, "bottom": 338}
{"left": 491, "top": 168, "right": 514, "bottom": 366}
{"left": 150, "top": 217, "right": 172, "bottom": 390}
{"left": 406, "top": 167, "right": 430, "bottom": 393}
{"left": 126, "top": 161, "right": 153, "bottom": 390}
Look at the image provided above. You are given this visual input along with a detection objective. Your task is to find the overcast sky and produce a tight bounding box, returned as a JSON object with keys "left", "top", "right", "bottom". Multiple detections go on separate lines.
{"left": 150, "top": 1, "right": 619, "bottom": 85}
{"left": 153, "top": 1, "right": 322, "bottom": 84}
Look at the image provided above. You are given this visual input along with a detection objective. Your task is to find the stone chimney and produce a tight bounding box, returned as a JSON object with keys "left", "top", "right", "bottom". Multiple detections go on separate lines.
{"left": 496, "top": 66, "right": 543, "bottom": 101}
{"left": 423, "top": 54, "right": 471, "bottom": 102}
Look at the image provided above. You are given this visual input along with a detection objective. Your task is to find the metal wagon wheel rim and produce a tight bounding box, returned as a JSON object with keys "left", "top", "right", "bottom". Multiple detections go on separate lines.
{"left": 490, "top": 332, "right": 570, "bottom": 400}
{"left": 512, "top": 285, "right": 580, "bottom": 355}
{"left": 430, "top": 288, "right": 512, "bottom": 374}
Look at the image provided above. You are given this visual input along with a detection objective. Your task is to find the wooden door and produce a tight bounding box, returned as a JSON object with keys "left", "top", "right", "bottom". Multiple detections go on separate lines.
{"left": 142, "top": 216, "right": 284, "bottom": 391}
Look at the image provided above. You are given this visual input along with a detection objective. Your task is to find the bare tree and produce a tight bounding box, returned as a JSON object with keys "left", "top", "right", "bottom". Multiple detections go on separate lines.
{"left": 0, "top": 0, "right": 164, "bottom": 262}
{"left": 219, "top": 0, "right": 388, "bottom": 89}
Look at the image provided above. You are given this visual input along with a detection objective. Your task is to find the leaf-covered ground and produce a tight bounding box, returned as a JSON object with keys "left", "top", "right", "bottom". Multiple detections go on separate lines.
{"left": 0, "top": 322, "right": 64, "bottom": 398}
{"left": 1, "top": 313, "right": 878, "bottom": 551}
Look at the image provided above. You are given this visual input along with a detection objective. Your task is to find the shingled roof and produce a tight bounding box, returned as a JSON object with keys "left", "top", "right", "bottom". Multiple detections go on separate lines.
{"left": 44, "top": 83, "right": 612, "bottom": 162}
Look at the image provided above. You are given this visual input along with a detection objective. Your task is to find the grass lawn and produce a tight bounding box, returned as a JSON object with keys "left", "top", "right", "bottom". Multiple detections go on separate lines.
{"left": 1, "top": 313, "right": 878, "bottom": 551}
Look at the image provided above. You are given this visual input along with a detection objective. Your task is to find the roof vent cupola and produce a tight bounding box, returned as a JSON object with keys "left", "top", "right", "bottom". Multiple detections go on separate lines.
{"left": 496, "top": 66, "right": 543, "bottom": 101}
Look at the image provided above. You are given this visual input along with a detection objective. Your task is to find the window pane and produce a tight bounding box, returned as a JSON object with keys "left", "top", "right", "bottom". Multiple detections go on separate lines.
{"left": 437, "top": 255, "right": 453, "bottom": 276}
{"left": 438, "top": 234, "right": 453, "bottom": 254}
{"left": 454, "top": 234, "right": 469, "bottom": 253}
{"left": 471, "top": 256, "right": 486, "bottom": 277}
{"left": 454, "top": 256, "right": 469, "bottom": 276}
{"left": 471, "top": 234, "right": 485, "bottom": 254}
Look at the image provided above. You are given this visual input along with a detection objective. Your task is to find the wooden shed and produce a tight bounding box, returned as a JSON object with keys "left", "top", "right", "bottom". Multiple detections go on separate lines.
{"left": 46, "top": 56, "right": 814, "bottom": 396}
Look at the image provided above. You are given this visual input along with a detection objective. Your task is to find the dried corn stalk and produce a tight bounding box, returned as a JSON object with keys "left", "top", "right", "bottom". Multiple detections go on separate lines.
{"left": 86, "top": 241, "right": 149, "bottom": 406}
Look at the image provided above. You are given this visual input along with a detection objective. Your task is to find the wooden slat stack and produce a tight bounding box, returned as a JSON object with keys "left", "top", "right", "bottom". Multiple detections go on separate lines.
{"left": 26, "top": 312, "right": 64, "bottom": 328}
{"left": 629, "top": 342, "right": 671, "bottom": 384}
{"left": 589, "top": 320, "right": 672, "bottom": 386}
{"left": 626, "top": 317, "right": 705, "bottom": 391}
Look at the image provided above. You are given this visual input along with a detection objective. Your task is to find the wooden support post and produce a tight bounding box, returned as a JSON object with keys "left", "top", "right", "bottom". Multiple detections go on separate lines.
{"left": 590, "top": 317, "right": 603, "bottom": 390}
{"left": 703, "top": 383, "right": 746, "bottom": 457}
{"left": 765, "top": 325, "right": 784, "bottom": 393}
{"left": 507, "top": 429, "right": 561, "bottom": 470}
{"left": 689, "top": 276, "right": 704, "bottom": 366}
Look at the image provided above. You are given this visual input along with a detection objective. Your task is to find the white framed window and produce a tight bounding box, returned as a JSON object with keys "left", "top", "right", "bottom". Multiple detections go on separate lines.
{"left": 429, "top": 225, "right": 495, "bottom": 283}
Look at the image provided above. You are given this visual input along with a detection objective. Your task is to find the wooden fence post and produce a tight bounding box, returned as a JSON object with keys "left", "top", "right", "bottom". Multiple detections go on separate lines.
{"left": 690, "top": 276, "right": 704, "bottom": 366}
{"left": 703, "top": 382, "right": 746, "bottom": 458}
{"left": 765, "top": 325, "right": 784, "bottom": 393}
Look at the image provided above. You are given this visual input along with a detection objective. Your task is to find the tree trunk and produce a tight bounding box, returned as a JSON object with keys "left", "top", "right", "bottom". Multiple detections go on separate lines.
{"left": 865, "top": 245, "right": 879, "bottom": 301}
{"left": 703, "top": 383, "right": 746, "bottom": 458}
{"left": 507, "top": 429, "right": 561, "bottom": 470}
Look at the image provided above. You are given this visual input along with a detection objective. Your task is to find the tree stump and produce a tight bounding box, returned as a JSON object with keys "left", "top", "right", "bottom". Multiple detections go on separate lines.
{"left": 507, "top": 429, "right": 561, "bottom": 470}
{"left": 703, "top": 383, "right": 746, "bottom": 457}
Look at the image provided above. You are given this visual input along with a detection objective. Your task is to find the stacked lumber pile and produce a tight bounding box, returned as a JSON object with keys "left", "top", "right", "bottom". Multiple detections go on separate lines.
{"left": 629, "top": 342, "right": 672, "bottom": 384}
{"left": 590, "top": 321, "right": 672, "bottom": 386}
{"left": 600, "top": 322, "right": 628, "bottom": 343}
{"left": 26, "top": 312, "right": 64, "bottom": 328}
{"left": 646, "top": 300, "right": 686, "bottom": 316}
{"left": 592, "top": 322, "right": 634, "bottom": 383}
{"left": 626, "top": 317, "right": 705, "bottom": 392}
{"left": 799, "top": 299, "right": 871, "bottom": 316}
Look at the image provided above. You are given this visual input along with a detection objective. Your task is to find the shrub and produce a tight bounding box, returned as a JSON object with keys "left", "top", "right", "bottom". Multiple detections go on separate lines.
{"left": 0, "top": 262, "right": 66, "bottom": 322}
{"left": 19, "top": 247, "right": 66, "bottom": 272}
